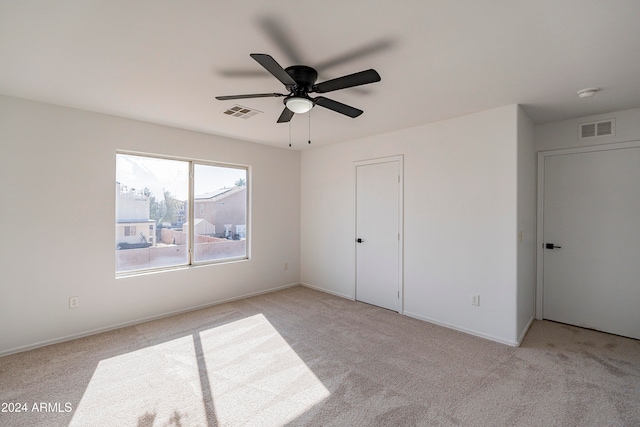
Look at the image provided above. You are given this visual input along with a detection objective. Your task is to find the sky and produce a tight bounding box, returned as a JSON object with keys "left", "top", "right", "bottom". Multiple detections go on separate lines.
{"left": 116, "top": 154, "right": 246, "bottom": 201}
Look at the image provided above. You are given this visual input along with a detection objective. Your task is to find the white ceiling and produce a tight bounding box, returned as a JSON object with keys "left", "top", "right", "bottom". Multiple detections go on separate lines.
{"left": 2, "top": 1, "right": 640, "bottom": 150}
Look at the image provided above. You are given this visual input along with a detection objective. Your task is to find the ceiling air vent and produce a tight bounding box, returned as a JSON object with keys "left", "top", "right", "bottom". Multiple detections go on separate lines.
{"left": 222, "top": 105, "right": 262, "bottom": 119}
{"left": 579, "top": 119, "right": 615, "bottom": 140}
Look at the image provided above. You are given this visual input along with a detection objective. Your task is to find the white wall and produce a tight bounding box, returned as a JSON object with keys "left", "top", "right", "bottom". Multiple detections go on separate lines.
{"left": 0, "top": 95, "right": 301, "bottom": 356}
{"left": 535, "top": 107, "right": 640, "bottom": 151}
{"left": 301, "top": 105, "right": 524, "bottom": 345}
{"left": 516, "top": 106, "right": 536, "bottom": 341}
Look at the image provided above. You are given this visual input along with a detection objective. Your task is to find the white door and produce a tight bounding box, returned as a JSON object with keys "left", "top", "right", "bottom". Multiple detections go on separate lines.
{"left": 355, "top": 158, "right": 402, "bottom": 312}
{"left": 542, "top": 146, "right": 640, "bottom": 339}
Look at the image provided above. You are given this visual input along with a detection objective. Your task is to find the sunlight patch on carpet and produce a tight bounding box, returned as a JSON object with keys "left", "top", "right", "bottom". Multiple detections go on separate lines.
{"left": 69, "top": 335, "right": 207, "bottom": 426}
{"left": 198, "top": 313, "right": 330, "bottom": 425}
{"left": 69, "top": 314, "right": 329, "bottom": 426}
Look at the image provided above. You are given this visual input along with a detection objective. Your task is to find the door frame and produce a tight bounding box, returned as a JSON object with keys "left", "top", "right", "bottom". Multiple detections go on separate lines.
{"left": 535, "top": 140, "right": 640, "bottom": 319}
{"left": 354, "top": 155, "right": 404, "bottom": 313}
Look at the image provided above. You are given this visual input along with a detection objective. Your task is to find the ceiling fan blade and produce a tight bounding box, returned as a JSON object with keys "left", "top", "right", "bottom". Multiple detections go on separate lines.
{"left": 312, "top": 69, "right": 381, "bottom": 94}
{"left": 314, "top": 39, "right": 393, "bottom": 71}
{"left": 215, "top": 93, "right": 284, "bottom": 100}
{"left": 257, "top": 17, "right": 304, "bottom": 64}
{"left": 314, "top": 96, "right": 363, "bottom": 118}
{"left": 250, "top": 53, "right": 296, "bottom": 87}
{"left": 277, "top": 107, "right": 294, "bottom": 123}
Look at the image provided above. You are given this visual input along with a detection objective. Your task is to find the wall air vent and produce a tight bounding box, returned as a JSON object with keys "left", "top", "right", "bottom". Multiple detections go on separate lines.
{"left": 222, "top": 105, "right": 262, "bottom": 119}
{"left": 579, "top": 119, "right": 615, "bottom": 140}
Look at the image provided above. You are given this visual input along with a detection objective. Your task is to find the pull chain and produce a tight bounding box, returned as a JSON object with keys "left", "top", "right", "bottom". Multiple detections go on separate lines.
{"left": 308, "top": 110, "right": 311, "bottom": 145}
{"left": 287, "top": 110, "right": 311, "bottom": 147}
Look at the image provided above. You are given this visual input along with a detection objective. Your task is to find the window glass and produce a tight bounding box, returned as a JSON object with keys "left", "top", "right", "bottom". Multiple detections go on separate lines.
{"left": 116, "top": 154, "right": 189, "bottom": 273}
{"left": 116, "top": 153, "right": 248, "bottom": 274}
{"left": 193, "top": 164, "right": 247, "bottom": 263}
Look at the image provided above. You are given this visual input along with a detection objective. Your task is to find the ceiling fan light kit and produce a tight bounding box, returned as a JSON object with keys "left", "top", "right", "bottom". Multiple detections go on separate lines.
{"left": 285, "top": 96, "right": 314, "bottom": 114}
{"left": 216, "top": 53, "right": 380, "bottom": 123}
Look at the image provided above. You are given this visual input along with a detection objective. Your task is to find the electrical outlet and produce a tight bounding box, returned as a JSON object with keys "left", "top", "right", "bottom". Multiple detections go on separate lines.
{"left": 284, "top": 262, "right": 288, "bottom": 270}
{"left": 69, "top": 296, "right": 79, "bottom": 309}
{"left": 472, "top": 295, "right": 480, "bottom": 306}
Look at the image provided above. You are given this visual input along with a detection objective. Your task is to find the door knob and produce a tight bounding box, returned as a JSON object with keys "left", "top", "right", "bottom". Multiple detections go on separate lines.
{"left": 545, "top": 243, "right": 562, "bottom": 249}
{"left": 356, "top": 238, "right": 364, "bottom": 243}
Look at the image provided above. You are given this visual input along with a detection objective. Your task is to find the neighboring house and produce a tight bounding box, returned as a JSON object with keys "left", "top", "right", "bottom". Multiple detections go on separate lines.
{"left": 194, "top": 186, "right": 246, "bottom": 239}
{"left": 115, "top": 182, "right": 156, "bottom": 247}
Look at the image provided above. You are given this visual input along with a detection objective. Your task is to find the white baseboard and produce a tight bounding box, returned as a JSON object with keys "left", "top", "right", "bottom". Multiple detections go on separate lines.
{"left": 0, "top": 282, "right": 300, "bottom": 358}
{"left": 2, "top": 283, "right": 531, "bottom": 357}
{"left": 299, "top": 282, "right": 355, "bottom": 301}
{"left": 300, "top": 285, "right": 520, "bottom": 347}
{"left": 403, "top": 311, "right": 520, "bottom": 347}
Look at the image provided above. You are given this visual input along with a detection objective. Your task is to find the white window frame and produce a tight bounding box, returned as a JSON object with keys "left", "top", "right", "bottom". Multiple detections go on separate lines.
{"left": 116, "top": 151, "right": 250, "bottom": 276}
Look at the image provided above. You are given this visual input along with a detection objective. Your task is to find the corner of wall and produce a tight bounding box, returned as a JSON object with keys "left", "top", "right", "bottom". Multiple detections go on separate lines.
{"left": 516, "top": 106, "right": 536, "bottom": 341}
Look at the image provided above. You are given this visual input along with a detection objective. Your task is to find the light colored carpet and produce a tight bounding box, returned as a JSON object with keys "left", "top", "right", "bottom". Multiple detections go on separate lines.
{"left": 1, "top": 285, "right": 639, "bottom": 426}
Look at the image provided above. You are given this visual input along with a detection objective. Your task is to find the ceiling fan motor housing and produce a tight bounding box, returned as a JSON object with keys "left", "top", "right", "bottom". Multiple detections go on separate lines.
{"left": 285, "top": 65, "right": 318, "bottom": 94}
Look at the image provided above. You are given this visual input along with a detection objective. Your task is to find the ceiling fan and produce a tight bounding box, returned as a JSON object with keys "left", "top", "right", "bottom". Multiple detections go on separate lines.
{"left": 216, "top": 53, "right": 381, "bottom": 123}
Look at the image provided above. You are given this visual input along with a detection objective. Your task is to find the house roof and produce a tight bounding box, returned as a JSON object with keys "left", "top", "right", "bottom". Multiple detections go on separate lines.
{"left": 195, "top": 186, "right": 245, "bottom": 201}
{"left": 183, "top": 218, "right": 214, "bottom": 226}
{"left": 1, "top": 1, "right": 640, "bottom": 149}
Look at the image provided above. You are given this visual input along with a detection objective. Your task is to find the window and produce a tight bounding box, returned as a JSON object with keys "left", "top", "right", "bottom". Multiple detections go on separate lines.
{"left": 116, "top": 153, "right": 248, "bottom": 274}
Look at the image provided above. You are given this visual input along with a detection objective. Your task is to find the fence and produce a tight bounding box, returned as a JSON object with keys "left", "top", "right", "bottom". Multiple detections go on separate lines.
{"left": 116, "top": 239, "right": 246, "bottom": 272}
